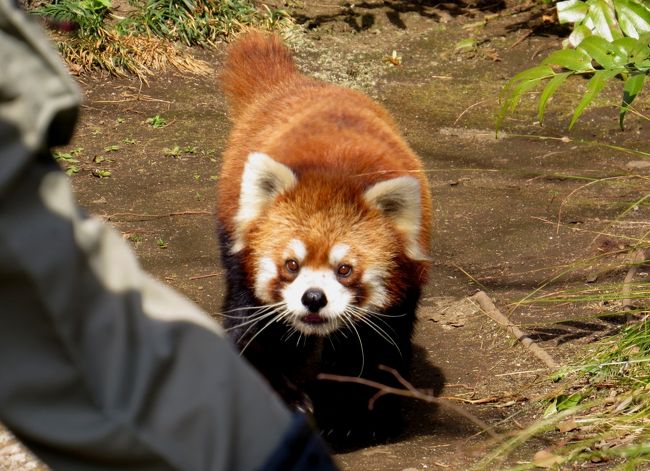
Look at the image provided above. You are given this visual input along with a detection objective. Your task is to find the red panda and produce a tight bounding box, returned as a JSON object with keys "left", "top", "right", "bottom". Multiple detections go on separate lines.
{"left": 217, "top": 31, "right": 432, "bottom": 446}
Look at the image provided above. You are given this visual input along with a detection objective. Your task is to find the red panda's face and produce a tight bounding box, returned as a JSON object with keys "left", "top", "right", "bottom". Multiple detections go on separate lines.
{"left": 231, "top": 152, "right": 427, "bottom": 337}
{"left": 249, "top": 213, "right": 398, "bottom": 336}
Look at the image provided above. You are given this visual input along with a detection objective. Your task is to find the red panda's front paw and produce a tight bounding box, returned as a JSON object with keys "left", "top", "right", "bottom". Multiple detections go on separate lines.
{"left": 288, "top": 393, "right": 314, "bottom": 417}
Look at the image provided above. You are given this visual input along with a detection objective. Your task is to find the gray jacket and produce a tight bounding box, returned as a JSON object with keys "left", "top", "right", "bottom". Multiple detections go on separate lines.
{"left": 0, "top": 2, "right": 336, "bottom": 469}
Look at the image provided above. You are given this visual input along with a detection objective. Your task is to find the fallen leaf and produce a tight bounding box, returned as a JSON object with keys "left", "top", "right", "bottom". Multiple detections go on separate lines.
{"left": 533, "top": 449, "right": 563, "bottom": 468}
{"left": 557, "top": 419, "right": 578, "bottom": 433}
{"left": 455, "top": 38, "right": 476, "bottom": 51}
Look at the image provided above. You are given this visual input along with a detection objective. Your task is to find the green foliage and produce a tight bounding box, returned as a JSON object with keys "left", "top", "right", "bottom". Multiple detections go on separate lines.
{"left": 119, "top": 0, "right": 257, "bottom": 46}
{"left": 36, "top": 0, "right": 111, "bottom": 37}
{"left": 543, "top": 392, "right": 584, "bottom": 417}
{"left": 479, "top": 319, "right": 650, "bottom": 470}
{"left": 498, "top": 0, "right": 650, "bottom": 131}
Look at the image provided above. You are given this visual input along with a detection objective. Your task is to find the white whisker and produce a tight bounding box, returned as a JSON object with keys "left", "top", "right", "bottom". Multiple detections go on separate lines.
{"left": 240, "top": 308, "right": 292, "bottom": 356}
{"left": 223, "top": 305, "right": 281, "bottom": 332}
{"left": 340, "top": 312, "right": 365, "bottom": 376}
{"left": 351, "top": 302, "right": 408, "bottom": 319}
{"left": 281, "top": 327, "right": 299, "bottom": 343}
{"left": 347, "top": 307, "right": 402, "bottom": 357}
{"left": 349, "top": 305, "right": 400, "bottom": 336}
{"left": 218, "top": 301, "right": 285, "bottom": 318}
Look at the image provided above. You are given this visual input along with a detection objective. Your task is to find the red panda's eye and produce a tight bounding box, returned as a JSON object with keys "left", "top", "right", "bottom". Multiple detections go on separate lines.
{"left": 337, "top": 264, "right": 353, "bottom": 278}
{"left": 285, "top": 259, "right": 300, "bottom": 273}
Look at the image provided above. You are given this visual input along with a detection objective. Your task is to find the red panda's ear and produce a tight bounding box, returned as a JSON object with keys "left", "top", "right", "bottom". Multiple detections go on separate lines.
{"left": 232, "top": 152, "right": 297, "bottom": 253}
{"left": 363, "top": 176, "right": 429, "bottom": 262}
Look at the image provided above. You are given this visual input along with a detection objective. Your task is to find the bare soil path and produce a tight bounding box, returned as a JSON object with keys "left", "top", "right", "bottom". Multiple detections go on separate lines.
{"left": 4, "top": 1, "right": 650, "bottom": 470}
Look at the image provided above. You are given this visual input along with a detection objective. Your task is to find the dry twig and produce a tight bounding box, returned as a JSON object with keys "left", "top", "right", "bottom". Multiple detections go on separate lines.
{"left": 189, "top": 273, "right": 221, "bottom": 281}
{"left": 453, "top": 99, "right": 488, "bottom": 125}
{"left": 470, "top": 291, "right": 559, "bottom": 369}
{"left": 509, "top": 30, "right": 533, "bottom": 49}
{"left": 622, "top": 248, "right": 647, "bottom": 310}
{"left": 318, "top": 365, "right": 501, "bottom": 440}
{"left": 104, "top": 210, "right": 212, "bottom": 222}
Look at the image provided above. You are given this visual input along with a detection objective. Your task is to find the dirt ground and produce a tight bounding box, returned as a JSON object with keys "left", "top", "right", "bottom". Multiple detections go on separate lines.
{"left": 3, "top": 1, "right": 650, "bottom": 469}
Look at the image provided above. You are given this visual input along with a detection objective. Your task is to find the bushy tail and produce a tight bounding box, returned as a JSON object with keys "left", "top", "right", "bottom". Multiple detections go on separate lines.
{"left": 220, "top": 30, "right": 297, "bottom": 118}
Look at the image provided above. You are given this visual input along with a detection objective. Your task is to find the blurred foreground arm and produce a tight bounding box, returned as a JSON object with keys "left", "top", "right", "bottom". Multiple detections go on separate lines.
{"left": 0, "top": 2, "right": 335, "bottom": 469}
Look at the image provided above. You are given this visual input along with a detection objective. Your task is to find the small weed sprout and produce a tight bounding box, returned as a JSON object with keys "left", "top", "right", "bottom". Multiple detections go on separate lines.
{"left": 54, "top": 147, "right": 83, "bottom": 175}
{"left": 163, "top": 145, "right": 181, "bottom": 157}
{"left": 92, "top": 169, "right": 111, "bottom": 178}
{"left": 54, "top": 147, "right": 83, "bottom": 162}
{"left": 65, "top": 165, "right": 80, "bottom": 176}
{"left": 146, "top": 115, "right": 167, "bottom": 128}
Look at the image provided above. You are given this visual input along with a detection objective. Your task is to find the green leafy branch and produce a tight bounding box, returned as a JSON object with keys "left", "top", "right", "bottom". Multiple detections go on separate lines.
{"left": 498, "top": 0, "right": 650, "bottom": 131}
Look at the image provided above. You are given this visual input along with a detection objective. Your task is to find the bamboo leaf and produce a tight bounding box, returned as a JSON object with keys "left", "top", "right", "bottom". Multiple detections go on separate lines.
{"left": 632, "top": 48, "right": 650, "bottom": 68}
{"left": 557, "top": 0, "right": 589, "bottom": 24}
{"left": 569, "top": 69, "right": 621, "bottom": 129}
{"left": 577, "top": 35, "right": 620, "bottom": 67}
{"left": 586, "top": 0, "right": 623, "bottom": 41}
{"left": 615, "top": 0, "right": 650, "bottom": 38}
{"left": 538, "top": 72, "right": 572, "bottom": 124}
{"left": 620, "top": 72, "right": 647, "bottom": 129}
{"left": 543, "top": 48, "right": 594, "bottom": 71}
{"left": 502, "top": 65, "right": 555, "bottom": 99}
{"left": 497, "top": 65, "right": 554, "bottom": 132}
{"left": 567, "top": 24, "right": 593, "bottom": 47}
{"left": 556, "top": 392, "right": 584, "bottom": 411}
{"left": 611, "top": 36, "right": 641, "bottom": 60}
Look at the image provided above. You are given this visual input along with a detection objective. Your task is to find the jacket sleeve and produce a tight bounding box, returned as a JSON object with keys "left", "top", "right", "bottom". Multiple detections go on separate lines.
{"left": 0, "top": 2, "right": 336, "bottom": 470}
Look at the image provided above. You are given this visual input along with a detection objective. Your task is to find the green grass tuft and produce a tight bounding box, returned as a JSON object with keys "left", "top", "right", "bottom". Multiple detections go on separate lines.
{"left": 33, "top": 0, "right": 295, "bottom": 78}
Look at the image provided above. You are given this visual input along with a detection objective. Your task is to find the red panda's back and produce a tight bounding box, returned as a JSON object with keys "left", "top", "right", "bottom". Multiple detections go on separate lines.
{"left": 217, "top": 32, "right": 432, "bottom": 258}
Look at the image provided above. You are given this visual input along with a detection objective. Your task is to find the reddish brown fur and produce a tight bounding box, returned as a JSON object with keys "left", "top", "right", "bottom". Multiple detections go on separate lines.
{"left": 217, "top": 32, "right": 434, "bottom": 443}
{"left": 242, "top": 172, "right": 411, "bottom": 305}
{"left": 217, "top": 31, "right": 432, "bottom": 277}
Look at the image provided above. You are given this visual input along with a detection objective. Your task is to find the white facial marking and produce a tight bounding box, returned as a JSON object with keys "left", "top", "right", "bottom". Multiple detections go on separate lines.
{"left": 282, "top": 267, "right": 352, "bottom": 336}
{"left": 328, "top": 243, "right": 350, "bottom": 266}
{"left": 285, "top": 239, "right": 307, "bottom": 262}
{"left": 362, "top": 268, "right": 388, "bottom": 308}
{"left": 254, "top": 256, "right": 278, "bottom": 302}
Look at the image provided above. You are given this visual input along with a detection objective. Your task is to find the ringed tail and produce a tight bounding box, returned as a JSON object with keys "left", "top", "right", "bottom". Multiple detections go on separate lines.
{"left": 220, "top": 31, "right": 297, "bottom": 118}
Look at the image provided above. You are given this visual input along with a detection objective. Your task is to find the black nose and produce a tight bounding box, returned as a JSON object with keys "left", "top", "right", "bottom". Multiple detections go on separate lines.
{"left": 301, "top": 288, "right": 328, "bottom": 312}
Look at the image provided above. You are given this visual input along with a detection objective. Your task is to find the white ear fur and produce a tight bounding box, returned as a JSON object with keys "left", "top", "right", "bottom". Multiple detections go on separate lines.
{"left": 231, "top": 152, "right": 297, "bottom": 253}
{"left": 363, "top": 176, "right": 429, "bottom": 261}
